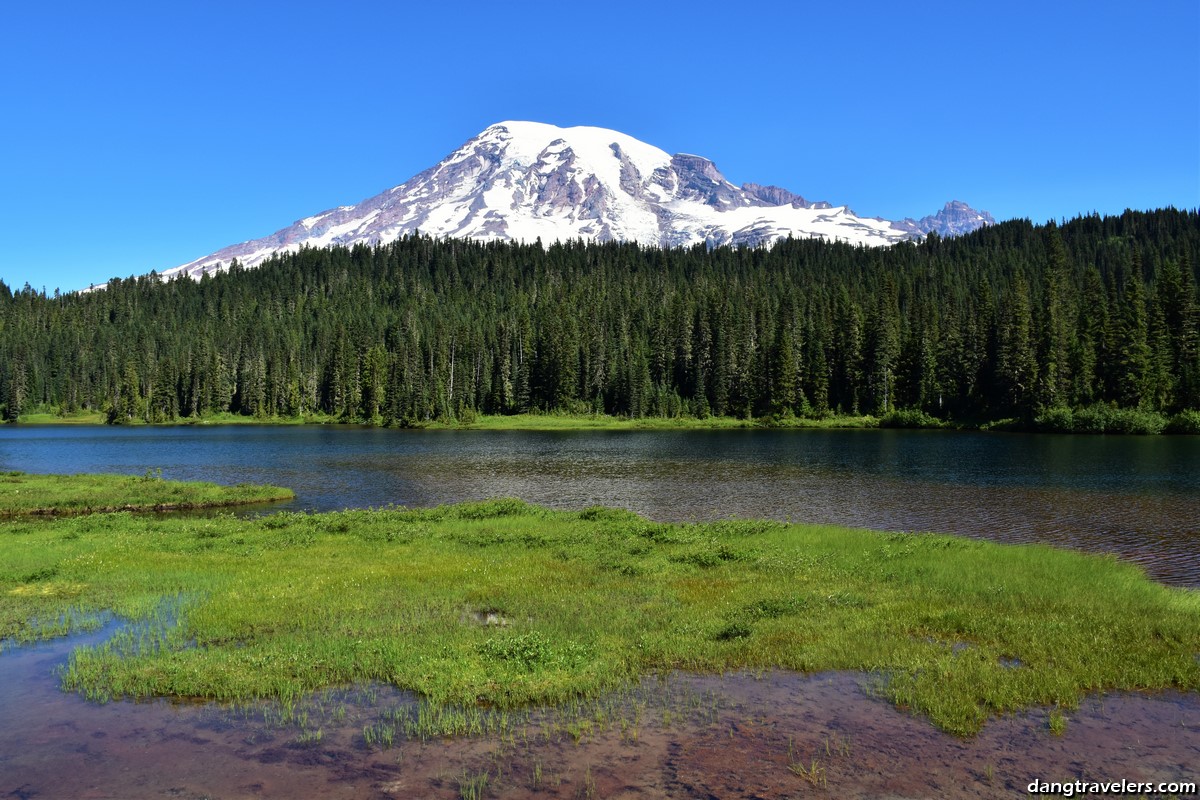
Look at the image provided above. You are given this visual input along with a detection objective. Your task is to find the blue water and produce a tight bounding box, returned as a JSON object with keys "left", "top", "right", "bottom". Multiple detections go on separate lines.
{"left": 2, "top": 425, "right": 1198, "bottom": 585}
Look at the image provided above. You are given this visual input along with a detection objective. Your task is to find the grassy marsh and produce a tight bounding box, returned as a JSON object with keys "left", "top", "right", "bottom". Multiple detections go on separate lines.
{"left": 12, "top": 410, "right": 107, "bottom": 425}
{"left": 16, "top": 409, "right": 880, "bottom": 430}
{"left": 1, "top": 497, "right": 1197, "bottom": 736}
{"left": 423, "top": 411, "right": 884, "bottom": 431}
{"left": 17, "top": 408, "right": 1197, "bottom": 434}
{"left": 0, "top": 471, "right": 294, "bottom": 517}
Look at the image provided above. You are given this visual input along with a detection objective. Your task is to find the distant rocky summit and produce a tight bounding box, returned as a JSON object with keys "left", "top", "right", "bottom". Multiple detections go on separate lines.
{"left": 893, "top": 200, "right": 997, "bottom": 238}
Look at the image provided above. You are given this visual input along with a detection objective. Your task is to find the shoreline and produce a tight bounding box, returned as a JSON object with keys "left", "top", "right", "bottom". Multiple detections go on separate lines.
{"left": 10, "top": 409, "right": 1200, "bottom": 434}
{"left": 11, "top": 410, "right": 887, "bottom": 430}
{"left": 4, "top": 650, "right": 1196, "bottom": 799}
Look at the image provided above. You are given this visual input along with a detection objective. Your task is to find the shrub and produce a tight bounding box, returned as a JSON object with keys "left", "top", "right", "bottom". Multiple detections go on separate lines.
{"left": 879, "top": 408, "right": 944, "bottom": 429}
{"left": 1166, "top": 410, "right": 1200, "bottom": 434}
{"left": 1104, "top": 407, "right": 1166, "bottom": 435}
{"left": 1046, "top": 405, "right": 1167, "bottom": 435}
{"left": 1070, "top": 405, "right": 1110, "bottom": 433}
{"left": 1033, "top": 407, "right": 1075, "bottom": 433}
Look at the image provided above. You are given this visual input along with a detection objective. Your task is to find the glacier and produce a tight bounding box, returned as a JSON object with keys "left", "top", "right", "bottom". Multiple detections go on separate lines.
{"left": 161, "top": 121, "right": 994, "bottom": 280}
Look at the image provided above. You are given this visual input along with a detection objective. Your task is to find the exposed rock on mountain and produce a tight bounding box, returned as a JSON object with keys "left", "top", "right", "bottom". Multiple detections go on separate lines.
{"left": 163, "top": 122, "right": 993, "bottom": 279}
{"left": 893, "top": 200, "right": 997, "bottom": 239}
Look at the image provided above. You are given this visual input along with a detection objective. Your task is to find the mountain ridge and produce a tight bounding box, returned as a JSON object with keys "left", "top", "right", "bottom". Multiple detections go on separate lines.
{"left": 162, "top": 122, "right": 993, "bottom": 280}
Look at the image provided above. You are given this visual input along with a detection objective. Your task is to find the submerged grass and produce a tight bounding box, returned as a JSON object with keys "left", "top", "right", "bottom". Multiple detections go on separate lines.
{"left": 1, "top": 497, "right": 1197, "bottom": 735}
{"left": 0, "top": 471, "right": 294, "bottom": 517}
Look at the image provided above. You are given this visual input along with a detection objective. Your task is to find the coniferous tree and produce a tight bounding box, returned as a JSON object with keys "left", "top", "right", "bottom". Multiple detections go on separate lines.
{"left": 1156, "top": 256, "right": 1200, "bottom": 409}
{"left": 1038, "top": 226, "right": 1073, "bottom": 409}
{"left": 0, "top": 211, "right": 1195, "bottom": 427}
{"left": 864, "top": 279, "right": 900, "bottom": 414}
{"left": 995, "top": 273, "right": 1037, "bottom": 415}
{"left": 361, "top": 344, "right": 387, "bottom": 421}
{"left": 831, "top": 290, "right": 864, "bottom": 414}
{"left": 1071, "top": 266, "right": 1107, "bottom": 407}
{"left": 1113, "top": 262, "right": 1152, "bottom": 409}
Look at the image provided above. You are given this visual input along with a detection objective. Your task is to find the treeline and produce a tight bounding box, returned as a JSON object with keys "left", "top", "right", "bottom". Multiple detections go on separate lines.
{"left": 1, "top": 208, "right": 1197, "bottom": 428}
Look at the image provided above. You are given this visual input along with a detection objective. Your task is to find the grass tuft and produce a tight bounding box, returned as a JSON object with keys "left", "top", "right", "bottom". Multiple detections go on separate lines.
{"left": 0, "top": 472, "right": 293, "bottom": 517}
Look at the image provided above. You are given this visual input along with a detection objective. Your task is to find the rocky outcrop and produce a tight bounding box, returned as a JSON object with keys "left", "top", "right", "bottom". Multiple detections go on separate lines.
{"left": 893, "top": 200, "right": 996, "bottom": 239}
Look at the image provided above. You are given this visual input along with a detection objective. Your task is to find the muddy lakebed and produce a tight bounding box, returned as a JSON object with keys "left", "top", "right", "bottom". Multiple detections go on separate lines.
{"left": 3, "top": 626, "right": 1197, "bottom": 799}
{"left": 1, "top": 426, "right": 1198, "bottom": 798}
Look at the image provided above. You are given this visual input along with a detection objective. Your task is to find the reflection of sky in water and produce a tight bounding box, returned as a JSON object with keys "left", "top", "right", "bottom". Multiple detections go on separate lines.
{"left": 1, "top": 426, "right": 1197, "bottom": 586}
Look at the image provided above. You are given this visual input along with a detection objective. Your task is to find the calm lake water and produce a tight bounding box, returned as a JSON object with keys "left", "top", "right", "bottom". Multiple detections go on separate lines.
{"left": 2, "top": 424, "right": 1198, "bottom": 586}
{"left": 2, "top": 424, "right": 1199, "bottom": 798}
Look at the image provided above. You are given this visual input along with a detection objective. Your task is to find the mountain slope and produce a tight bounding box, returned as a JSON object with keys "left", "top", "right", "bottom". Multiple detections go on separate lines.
{"left": 163, "top": 122, "right": 991, "bottom": 279}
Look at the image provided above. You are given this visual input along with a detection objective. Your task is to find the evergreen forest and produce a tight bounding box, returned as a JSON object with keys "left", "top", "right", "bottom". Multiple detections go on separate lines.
{"left": 1, "top": 208, "right": 1198, "bottom": 432}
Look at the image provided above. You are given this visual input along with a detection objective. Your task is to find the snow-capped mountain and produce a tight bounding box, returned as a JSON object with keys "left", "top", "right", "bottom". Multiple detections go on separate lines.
{"left": 163, "top": 122, "right": 992, "bottom": 279}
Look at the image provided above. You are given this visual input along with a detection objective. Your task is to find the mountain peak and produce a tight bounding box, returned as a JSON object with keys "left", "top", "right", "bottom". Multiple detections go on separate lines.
{"left": 892, "top": 201, "right": 997, "bottom": 239}
{"left": 160, "top": 123, "right": 994, "bottom": 280}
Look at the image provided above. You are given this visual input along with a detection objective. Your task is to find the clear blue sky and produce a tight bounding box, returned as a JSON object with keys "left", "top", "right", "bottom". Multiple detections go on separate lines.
{"left": 2, "top": 1, "right": 1197, "bottom": 293}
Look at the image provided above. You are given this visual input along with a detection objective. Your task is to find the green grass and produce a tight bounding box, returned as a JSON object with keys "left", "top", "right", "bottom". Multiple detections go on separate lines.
{"left": 14, "top": 409, "right": 338, "bottom": 426}
{"left": 422, "top": 411, "right": 883, "bottom": 431}
{"left": 12, "top": 408, "right": 883, "bottom": 430}
{"left": 15, "top": 410, "right": 107, "bottom": 425}
{"left": 1, "top": 499, "right": 1196, "bottom": 736}
{"left": 180, "top": 411, "right": 339, "bottom": 426}
{"left": 0, "top": 471, "right": 294, "bottom": 517}
{"left": 16, "top": 408, "right": 1198, "bottom": 434}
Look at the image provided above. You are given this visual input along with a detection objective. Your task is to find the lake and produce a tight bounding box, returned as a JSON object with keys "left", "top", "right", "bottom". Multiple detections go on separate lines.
{"left": 1, "top": 424, "right": 1198, "bottom": 799}
{"left": 2, "top": 424, "right": 1197, "bottom": 586}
